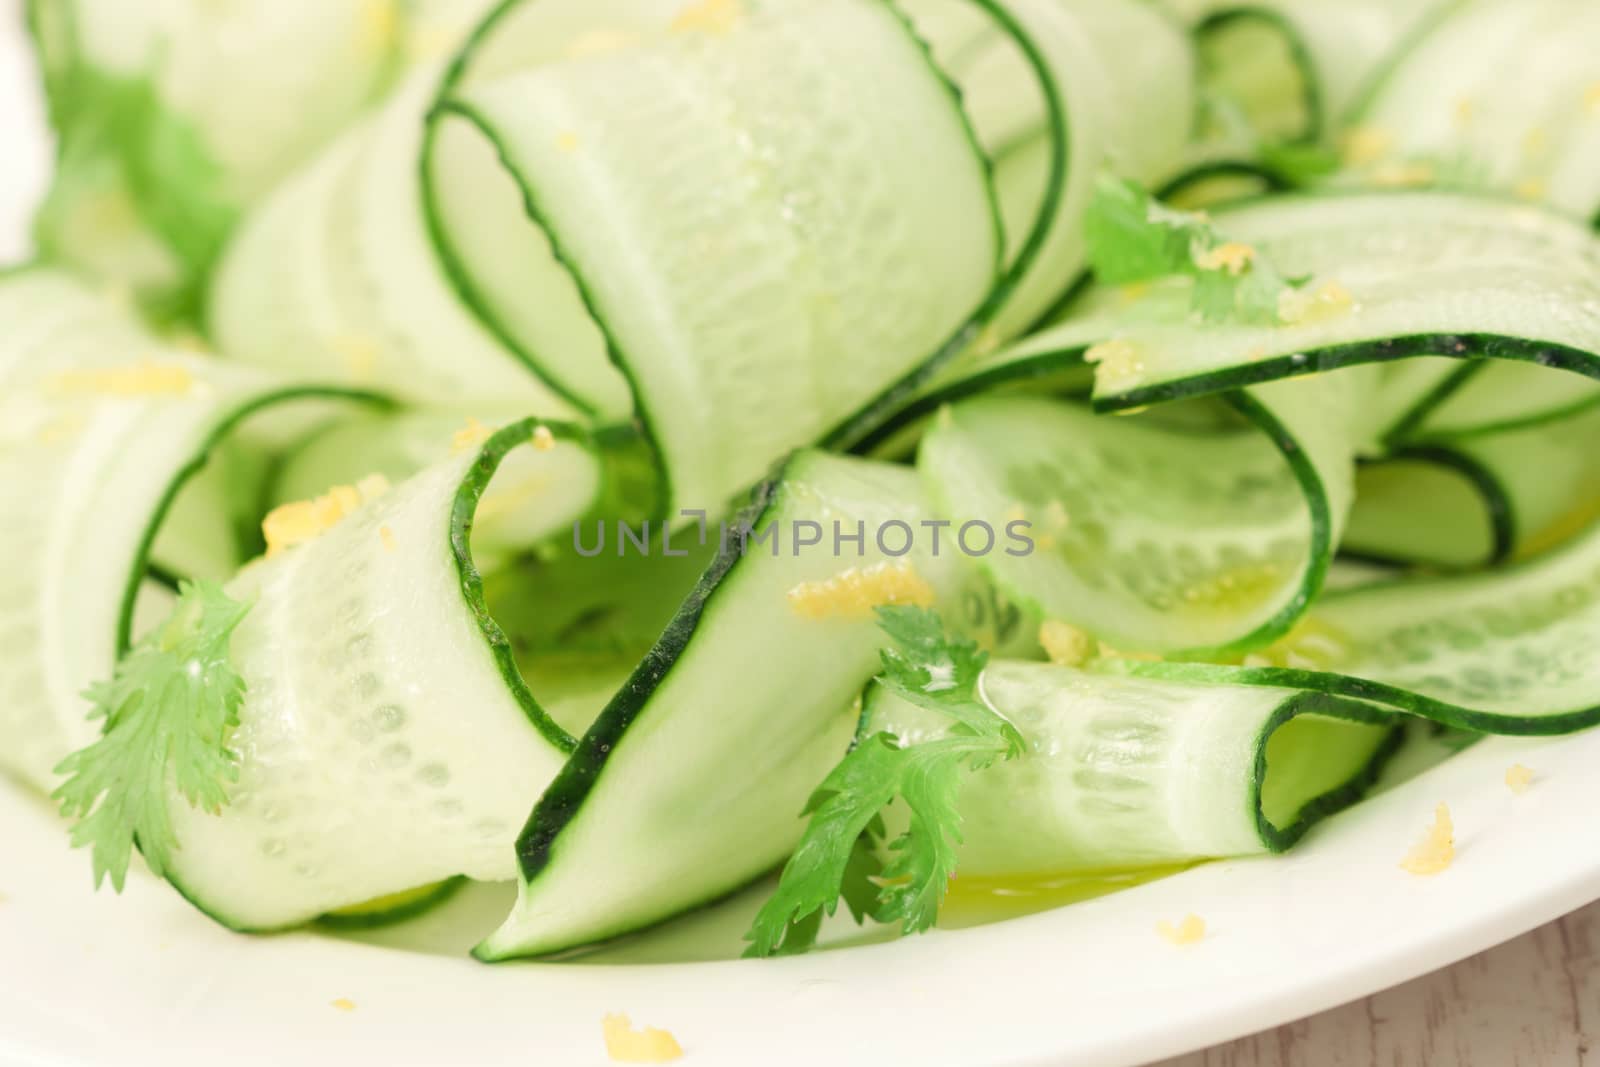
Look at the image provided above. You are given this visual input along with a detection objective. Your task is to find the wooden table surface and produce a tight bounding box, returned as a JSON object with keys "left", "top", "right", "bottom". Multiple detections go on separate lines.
{"left": 1155, "top": 900, "right": 1600, "bottom": 1066}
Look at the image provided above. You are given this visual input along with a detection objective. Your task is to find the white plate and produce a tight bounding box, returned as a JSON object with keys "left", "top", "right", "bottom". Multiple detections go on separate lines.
{"left": 5, "top": 9, "right": 1600, "bottom": 1067}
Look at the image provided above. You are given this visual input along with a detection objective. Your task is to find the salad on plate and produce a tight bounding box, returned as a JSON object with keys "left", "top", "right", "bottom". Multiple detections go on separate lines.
{"left": 4, "top": 0, "right": 1600, "bottom": 989}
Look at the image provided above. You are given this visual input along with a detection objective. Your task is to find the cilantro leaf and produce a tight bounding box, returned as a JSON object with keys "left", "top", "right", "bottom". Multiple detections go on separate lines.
{"left": 743, "top": 606, "right": 1023, "bottom": 957}
{"left": 35, "top": 66, "right": 236, "bottom": 322}
{"left": 1082, "top": 173, "right": 1195, "bottom": 284}
{"left": 53, "top": 581, "right": 251, "bottom": 891}
{"left": 1084, "top": 173, "right": 1306, "bottom": 326}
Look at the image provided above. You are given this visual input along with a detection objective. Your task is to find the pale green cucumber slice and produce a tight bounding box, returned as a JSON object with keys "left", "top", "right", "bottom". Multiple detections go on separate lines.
{"left": 1194, "top": 0, "right": 1460, "bottom": 145}
{"left": 1345, "top": 406, "right": 1600, "bottom": 569}
{"left": 29, "top": 0, "right": 401, "bottom": 313}
{"left": 165, "top": 420, "right": 603, "bottom": 929}
{"left": 1126, "top": 507, "right": 1600, "bottom": 733}
{"left": 862, "top": 661, "right": 1398, "bottom": 876}
{"left": 1342, "top": 449, "right": 1508, "bottom": 570}
{"left": 270, "top": 409, "right": 629, "bottom": 562}
{"left": 903, "top": 0, "right": 1195, "bottom": 337}
{"left": 1351, "top": 0, "right": 1600, "bottom": 221}
{"left": 916, "top": 378, "right": 1364, "bottom": 656}
{"left": 0, "top": 275, "right": 380, "bottom": 791}
{"left": 477, "top": 451, "right": 973, "bottom": 960}
{"left": 209, "top": 74, "right": 578, "bottom": 417}
{"left": 1069, "top": 194, "right": 1600, "bottom": 413}
{"left": 432, "top": 0, "right": 999, "bottom": 512}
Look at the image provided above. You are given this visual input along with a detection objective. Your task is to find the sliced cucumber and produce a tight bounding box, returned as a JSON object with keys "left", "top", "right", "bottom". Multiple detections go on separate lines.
{"left": 29, "top": 0, "right": 402, "bottom": 315}
{"left": 429, "top": 0, "right": 999, "bottom": 511}
{"left": 915, "top": 381, "right": 1363, "bottom": 656}
{"left": 165, "top": 420, "right": 603, "bottom": 929}
{"left": 863, "top": 661, "right": 1399, "bottom": 875}
{"left": 1192, "top": 0, "right": 1462, "bottom": 148}
{"left": 477, "top": 451, "right": 971, "bottom": 960}
{"left": 1127, "top": 506, "right": 1600, "bottom": 733}
{"left": 1065, "top": 193, "right": 1600, "bottom": 414}
{"left": 1351, "top": 0, "right": 1600, "bottom": 220}
{"left": 0, "top": 272, "right": 381, "bottom": 791}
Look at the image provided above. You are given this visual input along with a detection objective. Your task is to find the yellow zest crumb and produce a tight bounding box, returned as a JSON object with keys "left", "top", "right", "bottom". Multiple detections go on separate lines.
{"left": 359, "top": 0, "right": 399, "bottom": 51}
{"left": 1039, "top": 620, "right": 1093, "bottom": 668}
{"left": 262, "top": 475, "right": 390, "bottom": 558}
{"left": 602, "top": 1014, "right": 683, "bottom": 1063}
{"left": 452, "top": 417, "right": 493, "bottom": 455}
{"left": 1587, "top": 82, "right": 1600, "bottom": 115}
{"left": 379, "top": 525, "right": 397, "bottom": 553}
{"left": 557, "top": 131, "right": 581, "bottom": 154}
{"left": 532, "top": 425, "right": 557, "bottom": 452}
{"left": 1255, "top": 618, "right": 1354, "bottom": 670}
{"left": 1400, "top": 803, "right": 1454, "bottom": 876}
{"left": 1514, "top": 176, "right": 1548, "bottom": 202}
{"left": 1453, "top": 97, "right": 1475, "bottom": 126}
{"left": 787, "top": 561, "right": 935, "bottom": 621}
{"left": 1278, "top": 280, "right": 1355, "bottom": 326}
{"left": 1340, "top": 125, "right": 1392, "bottom": 167}
{"left": 670, "top": 0, "right": 742, "bottom": 36}
{"left": 1156, "top": 914, "right": 1206, "bottom": 945}
{"left": 1085, "top": 339, "right": 1146, "bottom": 393}
{"left": 1192, "top": 241, "right": 1256, "bottom": 276}
{"left": 332, "top": 334, "right": 380, "bottom": 382}
{"left": 331, "top": 998, "right": 357, "bottom": 1012}
{"left": 52, "top": 359, "right": 195, "bottom": 397}
{"left": 1369, "top": 160, "right": 1436, "bottom": 188}
{"left": 566, "top": 28, "right": 641, "bottom": 59}
{"left": 1505, "top": 764, "right": 1535, "bottom": 794}
{"left": 1095, "top": 641, "right": 1162, "bottom": 663}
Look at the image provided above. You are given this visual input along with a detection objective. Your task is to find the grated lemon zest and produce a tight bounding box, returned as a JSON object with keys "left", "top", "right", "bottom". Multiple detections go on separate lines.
{"left": 1039, "top": 620, "right": 1093, "bottom": 668}
{"left": 1157, "top": 914, "right": 1206, "bottom": 945}
{"left": 1340, "top": 126, "right": 1392, "bottom": 167}
{"left": 1505, "top": 764, "right": 1535, "bottom": 794}
{"left": 1278, "top": 280, "right": 1354, "bottom": 326}
{"left": 1192, "top": 241, "right": 1256, "bottom": 276}
{"left": 787, "top": 561, "right": 935, "bottom": 621}
{"left": 263, "top": 476, "right": 390, "bottom": 558}
{"left": 532, "top": 425, "right": 558, "bottom": 452}
{"left": 52, "top": 359, "right": 195, "bottom": 397}
{"left": 452, "top": 417, "right": 492, "bottom": 455}
{"left": 1085, "top": 339, "right": 1146, "bottom": 393}
{"left": 670, "top": 0, "right": 742, "bottom": 35}
{"left": 602, "top": 1014, "right": 684, "bottom": 1063}
{"left": 1400, "top": 803, "right": 1454, "bottom": 876}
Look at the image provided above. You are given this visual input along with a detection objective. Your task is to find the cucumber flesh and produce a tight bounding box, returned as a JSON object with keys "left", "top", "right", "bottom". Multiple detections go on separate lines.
{"left": 863, "top": 661, "right": 1398, "bottom": 876}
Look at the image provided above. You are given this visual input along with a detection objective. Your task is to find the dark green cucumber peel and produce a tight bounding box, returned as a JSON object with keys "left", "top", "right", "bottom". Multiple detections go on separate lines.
{"left": 1194, "top": 7, "right": 1323, "bottom": 147}
{"left": 820, "top": 0, "right": 1068, "bottom": 453}
{"left": 115, "top": 386, "right": 394, "bottom": 655}
{"left": 448, "top": 418, "right": 608, "bottom": 754}
{"left": 315, "top": 877, "right": 470, "bottom": 930}
{"left": 1125, "top": 659, "right": 1600, "bottom": 737}
{"left": 1378, "top": 361, "right": 1484, "bottom": 446}
{"left": 423, "top": 0, "right": 1050, "bottom": 511}
{"left": 478, "top": 463, "right": 788, "bottom": 962}
{"left": 1343, "top": 445, "right": 1516, "bottom": 569}
{"left": 420, "top": 24, "right": 603, "bottom": 417}
{"left": 1247, "top": 692, "right": 1405, "bottom": 852}
{"left": 1094, "top": 335, "right": 1600, "bottom": 416}
{"left": 160, "top": 413, "right": 587, "bottom": 933}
